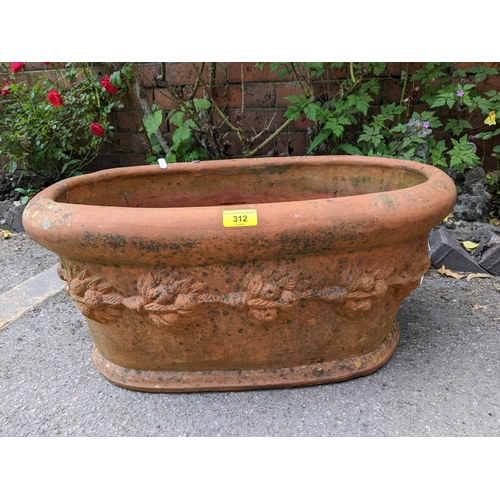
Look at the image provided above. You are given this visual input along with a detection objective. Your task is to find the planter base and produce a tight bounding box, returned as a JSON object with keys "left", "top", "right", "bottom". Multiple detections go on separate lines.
{"left": 92, "top": 321, "right": 400, "bottom": 392}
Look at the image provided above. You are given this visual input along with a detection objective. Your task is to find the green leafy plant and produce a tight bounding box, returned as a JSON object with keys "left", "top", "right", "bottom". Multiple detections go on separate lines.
{"left": 262, "top": 62, "right": 500, "bottom": 174}
{"left": 14, "top": 186, "right": 38, "bottom": 204}
{"left": 0, "top": 62, "right": 124, "bottom": 185}
{"left": 133, "top": 63, "right": 299, "bottom": 164}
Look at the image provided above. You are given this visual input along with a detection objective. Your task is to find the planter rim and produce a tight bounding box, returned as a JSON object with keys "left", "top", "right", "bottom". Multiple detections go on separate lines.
{"left": 23, "top": 155, "right": 457, "bottom": 266}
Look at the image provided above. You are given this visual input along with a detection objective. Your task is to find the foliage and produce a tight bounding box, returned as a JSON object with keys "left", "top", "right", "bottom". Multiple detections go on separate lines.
{"left": 14, "top": 186, "right": 38, "bottom": 205}
{"left": 2, "top": 61, "right": 499, "bottom": 186}
{"left": 0, "top": 62, "right": 124, "bottom": 186}
{"left": 262, "top": 62, "right": 500, "bottom": 174}
{"left": 134, "top": 61, "right": 499, "bottom": 173}
{"left": 134, "top": 63, "right": 293, "bottom": 164}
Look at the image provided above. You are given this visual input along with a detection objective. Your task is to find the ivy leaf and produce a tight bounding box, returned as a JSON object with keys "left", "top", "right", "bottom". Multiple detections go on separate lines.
{"left": 169, "top": 111, "right": 185, "bottom": 127}
{"left": 143, "top": 109, "right": 163, "bottom": 137}
{"left": 193, "top": 98, "right": 211, "bottom": 110}
{"left": 172, "top": 125, "right": 191, "bottom": 143}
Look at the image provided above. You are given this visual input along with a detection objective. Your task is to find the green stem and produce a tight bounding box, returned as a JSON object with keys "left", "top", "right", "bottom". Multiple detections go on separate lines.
{"left": 398, "top": 62, "right": 410, "bottom": 123}
{"left": 187, "top": 62, "right": 205, "bottom": 101}
{"left": 399, "top": 63, "right": 409, "bottom": 107}
{"left": 246, "top": 117, "right": 294, "bottom": 157}
{"left": 349, "top": 63, "right": 356, "bottom": 84}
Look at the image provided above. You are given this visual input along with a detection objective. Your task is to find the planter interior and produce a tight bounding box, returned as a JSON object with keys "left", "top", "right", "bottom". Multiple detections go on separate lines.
{"left": 23, "top": 156, "right": 456, "bottom": 392}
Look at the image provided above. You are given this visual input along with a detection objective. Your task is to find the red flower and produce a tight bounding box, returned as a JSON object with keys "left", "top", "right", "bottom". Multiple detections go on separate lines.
{"left": 101, "top": 75, "right": 119, "bottom": 94}
{"left": 1, "top": 81, "right": 13, "bottom": 96}
{"left": 47, "top": 89, "right": 63, "bottom": 107}
{"left": 90, "top": 122, "right": 104, "bottom": 136}
{"left": 10, "top": 62, "right": 25, "bottom": 73}
{"left": 42, "top": 62, "right": 50, "bottom": 65}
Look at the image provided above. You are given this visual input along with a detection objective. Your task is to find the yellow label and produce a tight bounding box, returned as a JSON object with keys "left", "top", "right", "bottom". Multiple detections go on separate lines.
{"left": 223, "top": 209, "right": 258, "bottom": 227}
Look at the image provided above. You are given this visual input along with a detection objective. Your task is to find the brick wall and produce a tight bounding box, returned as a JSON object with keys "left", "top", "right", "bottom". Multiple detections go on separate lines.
{"left": 1, "top": 62, "right": 499, "bottom": 173}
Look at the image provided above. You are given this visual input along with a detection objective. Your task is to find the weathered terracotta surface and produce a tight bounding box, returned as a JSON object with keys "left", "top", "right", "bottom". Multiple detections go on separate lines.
{"left": 23, "top": 156, "right": 456, "bottom": 392}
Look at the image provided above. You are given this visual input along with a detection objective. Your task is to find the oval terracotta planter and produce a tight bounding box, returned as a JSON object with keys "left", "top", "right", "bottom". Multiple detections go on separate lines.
{"left": 23, "top": 156, "right": 456, "bottom": 392}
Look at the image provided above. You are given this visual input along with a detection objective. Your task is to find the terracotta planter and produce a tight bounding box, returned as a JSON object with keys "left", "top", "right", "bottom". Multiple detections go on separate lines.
{"left": 23, "top": 156, "right": 456, "bottom": 392}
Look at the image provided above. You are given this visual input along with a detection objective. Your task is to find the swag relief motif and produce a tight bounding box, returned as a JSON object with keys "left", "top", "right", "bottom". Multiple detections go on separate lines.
{"left": 58, "top": 256, "right": 429, "bottom": 327}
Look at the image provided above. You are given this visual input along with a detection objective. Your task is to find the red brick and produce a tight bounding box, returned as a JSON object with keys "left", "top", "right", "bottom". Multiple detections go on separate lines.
{"left": 458, "top": 62, "right": 480, "bottom": 71}
{"left": 133, "top": 63, "right": 162, "bottom": 88}
{"left": 146, "top": 62, "right": 227, "bottom": 87}
{"left": 111, "top": 133, "right": 148, "bottom": 153}
{"left": 84, "top": 154, "right": 123, "bottom": 173}
{"left": 277, "top": 82, "right": 303, "bottom": 106}
{"left": 215, "top": 81, "right": 279, "bottom": 110}
{"left": 153, "top": 88, "right": 181, "bottom": 110}
{"left": 115, "top": 93, "right": 141, "bottom": 112}
{"left": 409, "top": 103, "right": 428, "bottom": 115}
{"left": 248, "top": 133, "right": 275, "bottom": 156}
{"left": 481, "top": 74, "right": 500, "bottom": 93}
{"left": 222, "top": 132, "right": 246, "bottom": 157}
{"left": 221, "top": 130, "right": 301, "bottom": 158}
{"left": 275, "top": 132, "right": 307, "bottom": 156}
{"left": 24, "top": 62, "right": 53, "bottom": 71}
{"left": 325, "top": 63, "right": 351, "bottom": 80}
{"left": 120, "top": 153, "right": 150, "bottom": 167}
{"left": 227, "top": 63, "right": 294, "bottom": 83}
{"left": 482, "top": 156, "right": 498, "bottom": 173}
{"left": 382, "top": 78, "right": 404, "bottom": 104}
{"left": 288, "top": 114, "right": 314, "bottom": 132}
{"left": 114, "top": 111, "right": 143, "bottom": 133}
{"left": 116, "top": 89, "right": 154, "bottom": 112}
{"left": 226, "top": 109, "right": 286, "bottom": 134}
{"left": 314, "top": 81, "right": 342, "bottom": 100}
{"left": 213, "top": 84, "right": 242, "bottom": 109}
{"left": 204, "top": 62, "right": 229, "bottom": 85}
{"left": 238, "top": 83, "right": 276, "bottom": 108}
{"left": 383, "top": 62, "right": 424, "bottom": 77}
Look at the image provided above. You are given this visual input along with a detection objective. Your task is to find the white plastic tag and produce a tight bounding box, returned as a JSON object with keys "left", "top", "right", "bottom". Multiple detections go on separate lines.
{"left": 159, "top": 158, "right": 168, "bottom": 169}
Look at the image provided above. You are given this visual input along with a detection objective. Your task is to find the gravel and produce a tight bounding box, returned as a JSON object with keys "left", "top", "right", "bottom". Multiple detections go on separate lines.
{"left": 1, "top": 235, "right": 500, "bottom": 437}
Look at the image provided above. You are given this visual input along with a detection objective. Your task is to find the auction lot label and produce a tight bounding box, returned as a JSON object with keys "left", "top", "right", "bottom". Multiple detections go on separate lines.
{"left": 222, "top": 209, "right": 258, "bottom": 227}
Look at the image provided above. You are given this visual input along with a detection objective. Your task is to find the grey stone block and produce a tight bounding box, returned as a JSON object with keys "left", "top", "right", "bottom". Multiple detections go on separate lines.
{"left": 453, "top": 193, "right": 489, "bottom": 222}
{"left": 478, "top": 238, "right": 500, "bottom": 276}
{"left": 5, "top": 204, "right": 26, "bottom": 232}
{"left": 0, "top": 200, "right": 14, "bottom": 221}
{"left": 429, "top": 226, "right": 487, "bottom": 273}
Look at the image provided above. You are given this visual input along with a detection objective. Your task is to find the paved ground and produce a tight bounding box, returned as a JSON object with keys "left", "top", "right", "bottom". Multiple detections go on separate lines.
{"left": 1, "top": 233, "right": 500, "bottom": 437}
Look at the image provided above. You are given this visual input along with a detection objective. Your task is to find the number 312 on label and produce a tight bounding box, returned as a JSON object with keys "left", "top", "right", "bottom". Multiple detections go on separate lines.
{"left": 222, "top": 209, "right": 258, "bottom": 227}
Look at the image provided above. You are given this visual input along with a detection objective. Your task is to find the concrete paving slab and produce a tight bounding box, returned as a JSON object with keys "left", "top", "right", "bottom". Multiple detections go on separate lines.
{"left": 0, "top": 263, "right": 64, "bottom": 330}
